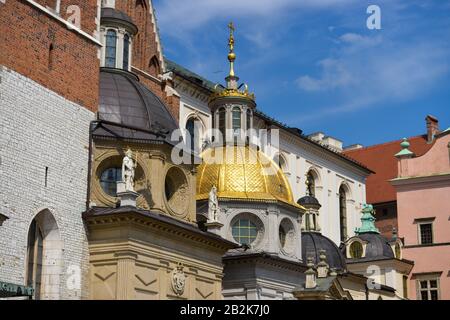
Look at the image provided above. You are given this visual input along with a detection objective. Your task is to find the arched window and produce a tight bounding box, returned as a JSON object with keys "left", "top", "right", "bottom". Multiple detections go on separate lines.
{"left": 306, "top": 171, "right": 316, "bottom": 196}
{"left": 186, "top": 117, "right": 201, "bottom": 152}
{"left": 339, "top": 186, "right": 347, "bottom": 242}
{"left": 123, "top": 34, "right": 130, "bottom": 70}
{"left": 232, "top": 107, "right": 241, "bottom": 132}
{"left": 105, "top": 30, "right": 117, "bottom": 68}
{"left": 149, "top": 55, "right": 160, "bottom": 75}
{"left": 218, "top": 107, "right": 226, "bottom": 136}
{"left": 350, "top": 241, "right": 363, "bottom": 258}
{"left": 246, "top": 109, "right": 252, "bottom": 130}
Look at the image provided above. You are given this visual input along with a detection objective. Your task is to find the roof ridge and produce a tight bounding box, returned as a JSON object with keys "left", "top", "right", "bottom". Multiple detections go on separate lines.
{"left": 344, "top": 134, "right": 428, "bottom": 153}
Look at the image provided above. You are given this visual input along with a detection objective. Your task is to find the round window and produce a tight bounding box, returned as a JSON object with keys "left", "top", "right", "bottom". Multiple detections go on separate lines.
{"left": 279, "top": 218, "right": 296, "bottom": 254}
{"left": 164, "top": 167, "right": 189, "bottom": 216}
{"left": 232, "top": 219, "right": 258, "bottom": 245}
{"left": 350, "top": 241, "right": 363, "bottom": 259}
{"left": 279, "top": 225, "right": 287, "bottom": 248}
{"left": 100, "top": 167, "right": 122, "bottom": 196}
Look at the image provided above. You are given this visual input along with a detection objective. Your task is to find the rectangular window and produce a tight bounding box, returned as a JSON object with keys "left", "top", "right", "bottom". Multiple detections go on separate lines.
{"left": 417, "top": 278, "right": 440, "bottom": 300}
{"left": 419, "top": 223, "right": 433, "bottom": 245}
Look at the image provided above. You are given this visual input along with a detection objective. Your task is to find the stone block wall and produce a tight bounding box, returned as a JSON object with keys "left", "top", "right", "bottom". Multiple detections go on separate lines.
{"left": 0, "top": 66, "right": 94, "bottom": 299}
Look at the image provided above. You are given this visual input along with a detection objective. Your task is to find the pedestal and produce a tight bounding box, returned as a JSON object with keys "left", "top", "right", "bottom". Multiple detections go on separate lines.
{"left": 205, "top": 221, "right": 224, "bottom": 236}
{"left": 116, "top": 181, "right": 139, "bottom": 207}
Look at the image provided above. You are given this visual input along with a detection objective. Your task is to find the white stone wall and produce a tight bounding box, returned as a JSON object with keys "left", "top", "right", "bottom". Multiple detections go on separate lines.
{"left": 273, "top": 135, "right": 367, "bottom": 245}
{"left": 0, "top": 66, "right": 94, "bottom": 299}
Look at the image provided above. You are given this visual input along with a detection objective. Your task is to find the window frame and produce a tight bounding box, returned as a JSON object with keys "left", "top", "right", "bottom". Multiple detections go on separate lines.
{"left": 105, "top": 29, "right": 118, "bottom": 68}
{"left": 232, "top": 218, "right": 258, "bottom": 245}
{"left": 416, "top": 276, "right": 441, "bottom": 300}
{"left": 232, "top": 106, "right": 242, "bottom": 133}
{"left": 417, "top": 220, "right": 434, "bottom": 245}
{"left": 100, "top": 167, "right": 122, "bottom": 196}
{"left": 349, "top": 241, "right": 363, "bottom": 259}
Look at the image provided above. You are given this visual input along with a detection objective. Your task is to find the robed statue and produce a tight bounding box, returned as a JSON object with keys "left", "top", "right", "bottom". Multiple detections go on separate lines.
{"left": 122, "top": 148, "right": 137, "bottom": 192}
{"left": 208, "top": 185, "right": 219, "bottom": 222}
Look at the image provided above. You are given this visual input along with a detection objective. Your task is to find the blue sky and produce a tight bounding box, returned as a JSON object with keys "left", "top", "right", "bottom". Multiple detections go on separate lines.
{"left": 153, "top": 0, "right": 450, "bottom": 147}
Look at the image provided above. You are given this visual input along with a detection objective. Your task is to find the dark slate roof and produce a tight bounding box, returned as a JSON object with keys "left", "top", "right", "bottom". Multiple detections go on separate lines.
{"left": 101, "top": 8, "right": 138, "bottom": 34}
{"left": 165, "top": 59, "right": 216, "bottom": 90}
{"left": 297, "top": 195, "right": 321, "bottom": 208}
{"left": 164, "top": 58, "right": 373, "bottom": 174}
{"left": 344, "top": 233, "right": 395, "bottom": 262}
{"left": 91, "top": 120, "right": 169, "bottom": 145}
{"left": 302, "top": 232, "right": 347, "bottom": 272}
{"left": 99, "top": 68, "right": 178, "bottom": 139}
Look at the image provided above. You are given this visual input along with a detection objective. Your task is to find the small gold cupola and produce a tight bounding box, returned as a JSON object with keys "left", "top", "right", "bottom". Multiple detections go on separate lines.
{"left": 209, "top": 22, "right": 257, "bottom": 143}
{"left": 209, "top": 22, "right": 256, "bottom": 104}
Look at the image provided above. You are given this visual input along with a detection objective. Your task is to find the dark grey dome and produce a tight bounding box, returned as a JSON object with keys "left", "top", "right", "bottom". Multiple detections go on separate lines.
{"left": 297, "top": 196, "right": 321, "bottom": 208}
{"left": 99, "top": 68, "right": 177, "bottom": 135}
{"left": 302, "top": 232, "right": 346, "bottom": 271}
{"left": 101, "top": 8, "right": 138, "bottom": 34}
{"left": 345, "top": 233, "right": 394, "bottom": 261}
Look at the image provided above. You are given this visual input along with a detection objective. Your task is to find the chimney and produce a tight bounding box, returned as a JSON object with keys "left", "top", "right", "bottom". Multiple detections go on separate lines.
{"left": 426, "top": 115, "right": 439, "bottom": 143}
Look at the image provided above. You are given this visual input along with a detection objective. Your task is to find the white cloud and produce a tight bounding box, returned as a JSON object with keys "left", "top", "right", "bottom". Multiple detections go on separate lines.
{"left": 296, "top": 58, "right": 353, "bottom": 91}
{"left": 292, "top": 32, "right": 450, "bottom": 123}
{"left": 154, "top": 0, "right": 356, "bottom": 36}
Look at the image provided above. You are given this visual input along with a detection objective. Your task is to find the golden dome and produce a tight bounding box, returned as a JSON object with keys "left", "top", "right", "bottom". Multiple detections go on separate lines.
{"left": 196, "top": 145, "right": 304, "bottom": 210}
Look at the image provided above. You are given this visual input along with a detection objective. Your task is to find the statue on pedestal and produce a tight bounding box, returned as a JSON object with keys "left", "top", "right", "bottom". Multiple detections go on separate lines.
{"left": 122, "top": 148, "right": 137, "bottom": 192}
{"left": 208, "top": 185, "right": 219, "bottom": 222}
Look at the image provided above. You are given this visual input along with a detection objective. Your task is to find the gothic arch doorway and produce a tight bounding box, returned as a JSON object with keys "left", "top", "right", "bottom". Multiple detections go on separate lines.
{"left": 26, "top": 209, "right": 63, "bottom": 300}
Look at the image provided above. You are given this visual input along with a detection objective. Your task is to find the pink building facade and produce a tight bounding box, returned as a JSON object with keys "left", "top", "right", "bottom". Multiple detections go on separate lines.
{"left": 391, "top": 130, "right": 450, "bottom": 300}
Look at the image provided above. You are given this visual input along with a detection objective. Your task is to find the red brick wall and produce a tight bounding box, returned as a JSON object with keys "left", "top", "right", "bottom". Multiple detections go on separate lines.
{"left": 374, "top": 202, "right": 398, "bottom": 239}
{"left": 116, "top": 0, "right": 179, "bottom": 123}
{"left": 0, "top": 0, "right": 100, "bottom": 112}
{"left": 115, "top": 0, "right": 162, "bottom": 78}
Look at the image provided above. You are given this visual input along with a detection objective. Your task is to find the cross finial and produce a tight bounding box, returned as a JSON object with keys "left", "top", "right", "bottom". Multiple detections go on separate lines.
{"left": 228, "top": 21, "right": 235, "bottom": 33}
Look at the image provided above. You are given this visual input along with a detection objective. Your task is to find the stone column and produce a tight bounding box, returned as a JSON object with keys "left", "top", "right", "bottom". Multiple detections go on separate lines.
{"left": 117, "top": 29, "right": 125, "bottom": 69}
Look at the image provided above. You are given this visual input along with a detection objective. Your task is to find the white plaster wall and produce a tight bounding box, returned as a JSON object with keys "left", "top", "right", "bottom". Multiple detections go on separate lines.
{"left": 0, "top": 66, "right": 94, "bottom": 299}
{"left": 273, "top": 136, "right": 367, "bottom": 245}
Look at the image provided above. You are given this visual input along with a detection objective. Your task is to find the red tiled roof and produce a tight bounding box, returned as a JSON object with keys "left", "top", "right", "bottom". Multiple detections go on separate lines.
{"left": 343, "top": 135, "right": 433, "bottom": 204}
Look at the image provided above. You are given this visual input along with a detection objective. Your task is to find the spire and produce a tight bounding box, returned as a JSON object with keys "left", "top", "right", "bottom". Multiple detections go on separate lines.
{"left": 227, "top": 21, "right": 236, "bottom": 78}
{"left": 209, "top": 22, "right": 255, "bottom": 103}
{"left": 355, "top": 204, "right": 380, "bottom": 234}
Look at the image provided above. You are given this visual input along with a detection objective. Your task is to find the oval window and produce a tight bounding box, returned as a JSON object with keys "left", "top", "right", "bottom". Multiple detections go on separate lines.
{"left": 350, "top": 241, "right": 363, "bottom": 259}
